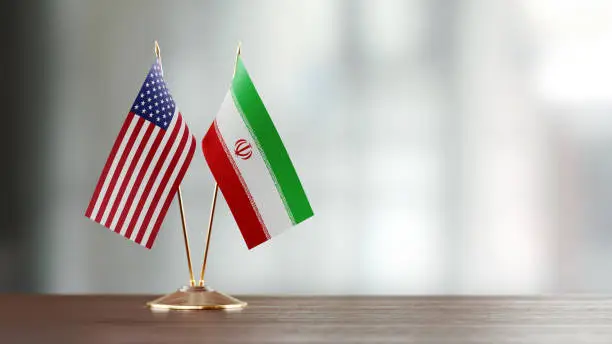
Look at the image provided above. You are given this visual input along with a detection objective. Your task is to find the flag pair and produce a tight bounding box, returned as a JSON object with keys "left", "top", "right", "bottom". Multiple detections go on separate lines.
{"left": 85, "top": 54, "right": 313, "bottom": 249}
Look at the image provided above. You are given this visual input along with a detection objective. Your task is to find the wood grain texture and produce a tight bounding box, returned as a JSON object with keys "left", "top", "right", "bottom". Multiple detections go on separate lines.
{"left": 2, "top": 295, "right": 612, "bottom": 343}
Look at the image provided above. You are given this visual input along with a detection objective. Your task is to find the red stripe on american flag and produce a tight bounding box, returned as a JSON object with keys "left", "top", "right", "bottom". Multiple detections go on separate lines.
{"left": 94, "top": 116, "right": 146, "bottom": 223}
{"left": 145, "top": 136, "right": 196, "bottom": 248}
{"left": 135, "top": 121, "right": 189, "bottom": 244}
{"left": 84, "top": 114, "right": 133, "bottom": 218}
{"left": 124, "top": 115, "right": 183, "bottom": 239}
{"left": 104, "top": 123, "right": 155, "bottom": 228}
{"left": 113, "top": 128, "right": 165, "bottom": 234}
{"left": 202, "top": 121, "right": 269, "bottom": 249}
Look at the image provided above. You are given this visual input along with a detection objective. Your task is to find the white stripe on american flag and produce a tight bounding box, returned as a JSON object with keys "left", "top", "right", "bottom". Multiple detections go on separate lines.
{"left": 147, "top": 136, "right": 196, "bottom": 248}
{"left": 118, "top": 110, "right": 183, "bottom": 238}
{"left": 88, "top": 115, "right": 140, "bottom": 221}
{"left": 98, "top": 121, "right": 149, "bottom": 224}
{"left": 131, "top": 115, "right": 188, "bottom": 243}
{"left": 108, "top": 125, "right": 162, "bottom": 230}
{"left": 140, "top": 124, "right": 195, "bottom": 246}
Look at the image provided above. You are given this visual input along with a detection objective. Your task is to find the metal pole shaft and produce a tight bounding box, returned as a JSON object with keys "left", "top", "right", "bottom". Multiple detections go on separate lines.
{"left": 177, "top": 188, "right": 196, "bottom": 287}
{"left": 155, "top": 41, "right": 195, "bottom": 287}
{"left": 198, "top": 184, "right": 219, "bottom": 286}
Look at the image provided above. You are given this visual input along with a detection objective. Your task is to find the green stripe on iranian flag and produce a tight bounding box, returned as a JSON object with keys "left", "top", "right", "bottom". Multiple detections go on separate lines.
{"left": 230, "top": 56, "right": 313, "bottom": 224}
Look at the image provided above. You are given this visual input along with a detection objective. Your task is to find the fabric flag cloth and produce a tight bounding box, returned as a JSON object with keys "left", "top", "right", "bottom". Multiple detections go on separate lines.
{"left": 85, "top": 59, "right": 196, "bottom": 249}
{"left": 202, "top": 56, "right": 313, "bottom": 249}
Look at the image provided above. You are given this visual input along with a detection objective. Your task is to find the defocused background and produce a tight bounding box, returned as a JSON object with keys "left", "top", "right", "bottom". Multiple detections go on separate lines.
{"left": 2, "top": 0, "right": 612, "bottom": 294}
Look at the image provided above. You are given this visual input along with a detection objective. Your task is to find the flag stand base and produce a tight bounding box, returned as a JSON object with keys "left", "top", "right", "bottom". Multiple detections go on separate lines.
{"left": 147, "top": 285, "right": 247, "bottom": 310}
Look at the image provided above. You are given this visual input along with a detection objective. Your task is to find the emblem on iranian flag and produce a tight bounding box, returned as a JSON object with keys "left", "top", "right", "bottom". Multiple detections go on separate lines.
{"left": 234, "top": 139, "right": 253, "bottom": 160}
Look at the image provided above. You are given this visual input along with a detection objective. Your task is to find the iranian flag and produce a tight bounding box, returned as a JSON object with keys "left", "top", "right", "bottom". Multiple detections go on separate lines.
{"left": 202, "top": 55, "right": 313, "bottom": 249}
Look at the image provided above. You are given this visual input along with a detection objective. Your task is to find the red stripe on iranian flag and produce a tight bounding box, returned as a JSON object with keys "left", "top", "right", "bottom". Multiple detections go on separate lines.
{"left": 202, "top": 121, "right": 269, "bottom": 249}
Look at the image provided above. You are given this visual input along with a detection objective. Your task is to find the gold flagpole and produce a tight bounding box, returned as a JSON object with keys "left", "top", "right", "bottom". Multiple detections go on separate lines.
{"left": 198, "top": 184, "right": 218, "bottom": 286}
{"left": 155, "top": 40, "right": 196, "bottom": 287}
{"left": 147, "top": 42, "right": 246, "bottom": 310}
{"left": 177, "top": 186, "right": 196, "bottom": 287}
{"left": 197, "top": 42, "right": 241, "bottom": 286}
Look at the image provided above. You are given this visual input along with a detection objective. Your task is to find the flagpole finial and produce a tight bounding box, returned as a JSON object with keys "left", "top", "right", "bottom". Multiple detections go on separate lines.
{"left": 154, "top": 41, "right": 164, "bottom": 76}
{"left": 233, "top": 41, "right": 242, "bottom": 77}
{"left": 154, "top": 41, "right": 161, "bottom": 60}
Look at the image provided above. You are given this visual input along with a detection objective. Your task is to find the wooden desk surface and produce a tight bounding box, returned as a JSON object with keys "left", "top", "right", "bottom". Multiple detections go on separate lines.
{"left": 2, "top": 295, "right": 612, "bottom": 343}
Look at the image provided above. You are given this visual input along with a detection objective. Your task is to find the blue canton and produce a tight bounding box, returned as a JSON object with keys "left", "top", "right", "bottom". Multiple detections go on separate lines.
{"left": 131, "top": 60, "right": 176, "bottom": 130}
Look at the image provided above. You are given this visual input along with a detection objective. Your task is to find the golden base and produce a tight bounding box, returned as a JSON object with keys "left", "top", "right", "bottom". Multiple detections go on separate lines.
{"left": 147, "top": 285, "right": 247, "bottom": 310}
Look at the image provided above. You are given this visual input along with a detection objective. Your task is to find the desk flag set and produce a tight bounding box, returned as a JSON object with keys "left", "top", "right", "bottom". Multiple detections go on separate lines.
{"left": 84, "top": 42, "right": 313, "bottom": 310}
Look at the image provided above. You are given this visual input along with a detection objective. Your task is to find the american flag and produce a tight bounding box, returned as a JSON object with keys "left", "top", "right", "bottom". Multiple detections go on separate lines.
{"left": 85, "top": 59, "right": 196, "bottom": 249}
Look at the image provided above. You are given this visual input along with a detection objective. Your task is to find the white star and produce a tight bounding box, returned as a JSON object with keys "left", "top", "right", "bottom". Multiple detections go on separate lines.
{"left": 146, "top": 90, "right": 150, "bottom": 94}
{"left": 156, "top": 117, "right": 160, "bottom": 121}
{"left": 154, "top": 95, "right": 157, "bottom": 99}
{"left": 141, "top": 109, "right": 146, "bottom": 113}
{"left": 148, "top": 105, "right": 152, "bottom": 110}
{"left": 162, "top": 114, "right": 166, "bottom": 118}
{"left": 162, "top": 106, "right": 165, "bottom": 110}
{"left": 140, "top": 93, "right": 144, "bottom": 98}
{"left": 134, "top": 105, "right": 139, "bottom": 109}
{"left": 156, "top": 109, "right": 160, "bottom": 114}
{"left": 147, "top": 98, "right": 151, "bottom": 102}
{"left": 145, "top": 83, "right": 149, "bottom": 87}
{"left": 151, "top": 80, "right": 155, "bottom": 85}
{"left": 149, "top": 113, "right": 153, "bottom": 117}
{"left": 140, "top": 101, "right": 145, "bottom": 105}
{"left": 160, "top": 99, "right": 164, "bottom": 104}
{"left": 164, "top": 122, "right": 167, "bottom": 126}
{"left": 154, "top": 102, "right": 158, "bottom": 106}
{"left": 152, "top": 87, "right": 156, "bottom": 91}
